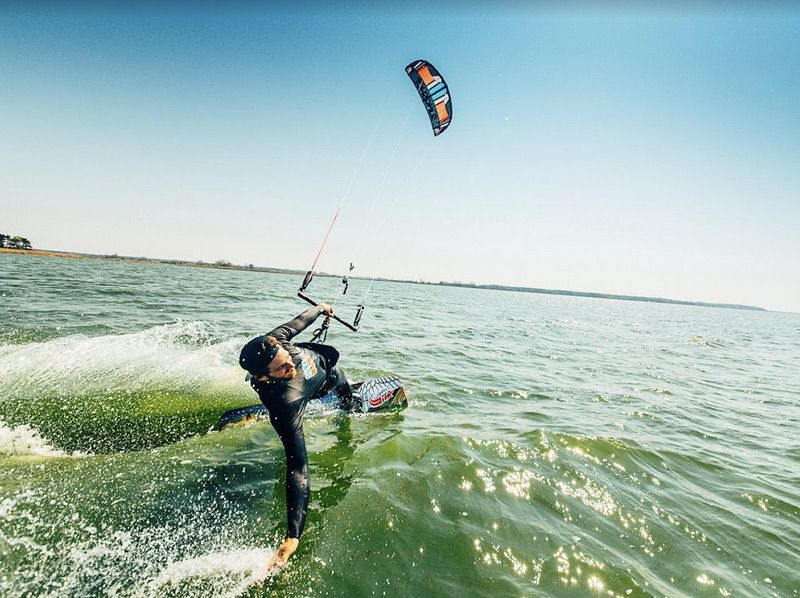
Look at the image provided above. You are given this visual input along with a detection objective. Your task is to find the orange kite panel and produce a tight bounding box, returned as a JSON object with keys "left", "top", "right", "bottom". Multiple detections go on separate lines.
{"left": 435, "top": 101, "right": 449, "bottom": 123}
{"left": 417, "top": 65, "right": 435, "bottom": 86}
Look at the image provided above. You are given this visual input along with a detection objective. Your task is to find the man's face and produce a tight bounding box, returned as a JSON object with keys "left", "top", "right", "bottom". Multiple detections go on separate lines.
{"left": 257, "top": 346, "right": 296, "bottom": 381}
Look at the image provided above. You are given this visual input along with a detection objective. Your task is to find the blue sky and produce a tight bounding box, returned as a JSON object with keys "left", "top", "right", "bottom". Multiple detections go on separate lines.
{"left": 2, "top": 3, "right": 799, "bottom": 311}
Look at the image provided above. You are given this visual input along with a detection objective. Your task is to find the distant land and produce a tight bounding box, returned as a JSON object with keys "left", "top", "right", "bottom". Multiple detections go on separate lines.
{"left": 1, "top": 247, "right": 767, "bottom": 311}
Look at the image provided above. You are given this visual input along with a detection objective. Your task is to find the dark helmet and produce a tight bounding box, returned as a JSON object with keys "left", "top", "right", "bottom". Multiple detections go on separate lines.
{"left": 239, "top": 335, "right": 280, "bottom": 378}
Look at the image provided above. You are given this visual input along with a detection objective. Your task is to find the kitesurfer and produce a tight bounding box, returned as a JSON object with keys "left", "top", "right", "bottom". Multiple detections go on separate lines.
{"left": 238, "top": 304, "right": 352, "bottom": 573}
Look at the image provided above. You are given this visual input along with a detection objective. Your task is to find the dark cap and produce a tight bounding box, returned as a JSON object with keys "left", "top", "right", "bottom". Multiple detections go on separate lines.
{"left": 239, "top": 336, "right": 280, "bottom": 378}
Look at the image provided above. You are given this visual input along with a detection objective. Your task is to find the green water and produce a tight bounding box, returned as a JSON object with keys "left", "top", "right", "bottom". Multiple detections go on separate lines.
{"left": 1, "top": 253, "right": 798, "bottom": 597}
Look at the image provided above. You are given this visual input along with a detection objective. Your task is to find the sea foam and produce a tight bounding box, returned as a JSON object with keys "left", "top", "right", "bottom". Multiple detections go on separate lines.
{"left": 145, "top": 548, "right": 274, "bottom": 597}
{"left": 0, "top": 421, "right": 69, "bottom": 457}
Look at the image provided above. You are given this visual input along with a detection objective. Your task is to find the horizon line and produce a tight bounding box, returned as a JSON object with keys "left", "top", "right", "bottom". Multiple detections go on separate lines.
{"left": 1, "top": 247, "right": 772, "bottom": 313}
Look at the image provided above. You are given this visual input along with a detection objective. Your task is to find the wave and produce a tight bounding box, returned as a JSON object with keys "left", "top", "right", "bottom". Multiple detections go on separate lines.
{"left": 0, "top": 322, "right": 258, "bottom": 453}
{"left": 0, "top": 320, "right": 246, "bottom": 400}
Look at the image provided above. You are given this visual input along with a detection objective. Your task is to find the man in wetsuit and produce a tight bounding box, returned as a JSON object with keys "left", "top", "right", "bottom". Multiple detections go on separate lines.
{"left": 238, "top": 304, "right": 352, "bottom": 573}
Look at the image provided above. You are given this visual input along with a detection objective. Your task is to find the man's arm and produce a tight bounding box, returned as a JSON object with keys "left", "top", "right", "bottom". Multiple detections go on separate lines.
{"left": 267, "top": 304, "right": 333, "bottom": 343}
{"left": 265, "top": 404, "right": 310, "bottom": 572}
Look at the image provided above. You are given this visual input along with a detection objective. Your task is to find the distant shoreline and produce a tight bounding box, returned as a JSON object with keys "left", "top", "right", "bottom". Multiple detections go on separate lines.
{"left": 1, "top": 247, "right": 767, "bottom": 312}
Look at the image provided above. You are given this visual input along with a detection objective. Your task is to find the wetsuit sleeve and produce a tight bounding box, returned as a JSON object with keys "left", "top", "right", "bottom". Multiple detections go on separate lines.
{"left": 268, "top": 403, "right": 310, "bottom": 539}
{"left": 267, "top": 306, "right": 325, "bottom": 343}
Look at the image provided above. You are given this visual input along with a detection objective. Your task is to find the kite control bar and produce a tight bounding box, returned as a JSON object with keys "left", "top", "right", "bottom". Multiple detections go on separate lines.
{"left": 297, "top": 291, "right": 359, "bottom": 332}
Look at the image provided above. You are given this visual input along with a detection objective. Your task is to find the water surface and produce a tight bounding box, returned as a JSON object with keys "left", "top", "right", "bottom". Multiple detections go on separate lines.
{"left": 1, "top": 253, "right": 798, "bottom": 596}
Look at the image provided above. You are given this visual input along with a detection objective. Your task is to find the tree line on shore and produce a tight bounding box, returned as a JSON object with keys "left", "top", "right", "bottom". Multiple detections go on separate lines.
{"left": 1, "top": 233, "right": 32, "bottom": 249}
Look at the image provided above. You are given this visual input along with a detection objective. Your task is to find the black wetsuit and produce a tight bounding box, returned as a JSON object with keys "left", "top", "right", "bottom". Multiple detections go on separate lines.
{"left": 248, "top": 306, "right": 351, "bottom": 539}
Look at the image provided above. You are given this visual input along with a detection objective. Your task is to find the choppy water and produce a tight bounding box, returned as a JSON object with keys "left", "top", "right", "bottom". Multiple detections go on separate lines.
{"left": 1, "top": 252, "right": 798, "bottom": 597}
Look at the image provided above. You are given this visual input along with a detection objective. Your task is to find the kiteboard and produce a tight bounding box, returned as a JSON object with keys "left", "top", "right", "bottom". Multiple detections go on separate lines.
{"left": 219, "top": 376, "right": 407, "bottom": 429}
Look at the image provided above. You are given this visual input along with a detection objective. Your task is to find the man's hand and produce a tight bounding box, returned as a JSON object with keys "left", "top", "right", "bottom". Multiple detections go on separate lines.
{"left": 265, "top": 537, "right": 299, "bottom": 574}
{"left": 319, "top": 303, "right": 334, "bottom": 317}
